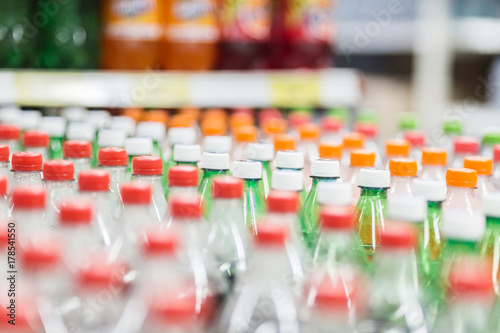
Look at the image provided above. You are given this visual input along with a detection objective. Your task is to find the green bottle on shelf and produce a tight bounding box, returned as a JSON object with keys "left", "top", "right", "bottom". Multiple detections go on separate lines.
{"left": 198, "top": 152, "right": 231, "bottom": 219}
{"left": 39, "top": 116, "right": 66, "bottom": 160}
{"left": 247, "top": 142, "right": 274, "bottom": 198}
{"left": 479, "top": 193, "right": 500, "bottom": 295}
{"left": 124, "top": 137, "right": 153, "bottom": 181}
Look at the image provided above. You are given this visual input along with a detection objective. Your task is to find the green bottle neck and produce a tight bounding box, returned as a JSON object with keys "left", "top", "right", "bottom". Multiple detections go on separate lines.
{"left": 487, "top": 216, "right": 500, "bottom": 226}
{"left": 245, "top": 179, "right": 261, "bottom": 187}
{"left": 360, "top": 187, "right": 387, "bottom": 197}
{"left": 427, "top": 201, "right": 443, "bottom": 210}
{"left": 202, "top": 169, "right": 229, "bottom": 178}
{"left": 177, "top": 161, "right": 198, "bottom": 167}
{"left": 447, "top": 239, "right": 477, "bottom": 251}
{"left": 311, "top": 177, "right": 339, "bottom": 186}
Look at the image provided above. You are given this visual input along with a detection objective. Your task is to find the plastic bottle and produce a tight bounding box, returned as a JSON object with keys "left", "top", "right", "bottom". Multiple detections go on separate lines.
{"left": 404, "top": 130, "right": 426, "bottom": 171}
{"left": 111, "top": 115, "right": 136, "bottom": 137}
{"left": 318, "top": 142, "right": 342, "bottom": 163}
{"left": 479, "top": 193, "right": 500, "bottom": 295}
{"left": 233, "top": 126, "right": 258, "bottom": 161}
{"left": 10, "top": 152, "right": 43, "bottom": 189}
{"left": 97, "top": 129, "right": 127, "bottom": 150}
{"left": 384, "top": 139, "right": 410, "bottom": 169}
{"left": 78, "top": 170, "right": 115, "bottom": 247}
{"left": 167, "top": 165, "right": 199, "bottom": 205}
{"left": 98, "top": 148, "right": 128, "bottom": 220}
{"left": 43, "top": 160, "right": 75, "bottom": 227}
{"left": 0, "top": 124, "right": 20, "bottom": 158}
{"left": 451, "top": 136, "right": 479, "bottom": 168}
{"left": 165, "top": 127, "right": 197, "bottom": 188}
{"left": 420, "top": 147, "right": 447, "bottom": 180}
{"left": 11, "top": 187, "right": 48, "bottom": 242}
{"left": 64, "top": 140, "right": 92, "bottom": 178}
{"left": 441, "top": 119, "right": 462, "bottom": 154}
{"left": 320, "top": 116, "right": 343, "bottom": 143}
{"left": 247, "top": 142, "right": 274, "bottom": 198}
{"left": 202, "top": 136, "right": 232, "bottom": 153}
{"left": 198, "top": 152, "right": 230, "bottom": 219}
{"left": 340, "top": 133, "right": 364, "bottom": 181}
{"left": 0, "top": 145, "right": 11, "bottom": 189}
{"left": 101, "top": 0, "right": 161, "bottom": 69}
{"left": 482, "top": 130, "right": 500, "bottom": 160}
{"left": 22, "top": 130, "right": 49, "bottom": 162}
{"left": 464, "top": 156, "right": 498, "bottom": 199}
{"left": 173, "top": 144, "right": 201, "bottom": 168}
{"left": 316, "top": 181, "right": 353, "bottom": 208}
{"left": 133, "top": 156, "right": 167, "bottom": 222}
{"left": 388, "top": 158, "right": 418, "bottom": 197}
{"left": 271, "top": 168, "right": 305, "bottom": 206}
{"left": 354, "top": 168, "right": 390, "bottom": 259}
{"left": 348, "top": 150, "right": 375, "bottom": 205}
{"left": 355, "top": 122, "right": 383, "bottom": 169}
{"left": 0, "top": 176, "right": 7, "bottom": 218}
{"left": 39, "top": 116, "right": 66, "bottom": 160}
{"left": 137, "top": 121, "right": 167, "bottom": 157}
{"left": 125, "top": 137, "right": 153, "bottom": 180}
{"left": 492, "top": 145, "right": 500, "bottom": 189}
{"left": 298, "top": 124, "right": 320, "bottom": 189}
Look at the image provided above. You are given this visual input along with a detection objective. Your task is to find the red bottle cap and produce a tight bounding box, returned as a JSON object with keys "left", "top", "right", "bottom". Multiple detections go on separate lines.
{"left": 168, "top": 165, "right": 198, "bottom": 187}
{"left": 12, "top": 187, "right": 45, "bottom": 209}
{"left": 132, "top": 155, "right": 163, "bottom": 175}
{"left": 121, "top": 182, "right": 152, "bottom": 204}
{"left": 453, "top": 137, "right": 479, "bottom": 155}
{"left": 23, "top": 130, "right": 49, "bottom": 147}
{"left": 404, "top": 130, "right": 426, "bottom": 147}
{"left": 380, "top": 223, "right": 417, "bottom": 249}
{"left": 11, "top": 152, "right": 43, "bottom": 171}
{"left": 43, "top": 160, "right": 74, "bottom": 181}
{"left": 64, "top": 140, "right": 92, "bottom": 158}
{"left": 313, "top": 277, "right": 350, "bottom": 311}
{"left": 170, "top": 195, "right": 201, "bottom": 219}
{"left": 0, "top": 175, "right": 7, "bottom": 196}
{"left": 77, "top": 258, "right": 120, "bottom": 288}
{"left": 321, "top": 117, "right": 342, "bottom": 132}
{"left": 0, "top": 144, "right": 9, "bottom": 162}
{"left": 320, "top": 206, "right": 354, "bottom": 230}
{"left": 142, "top": 229, "right": 179, "bottom": 256}
{"left": 448, "top": 259, "right": 493, "bottom": 297}
{"left": 354, "top": 122, "right": 377, "bottom": 138}
{"left": 98, "top": 147, "right": 127, "bottom": 166}
{"left": 151, "top": 294, "right": 197, "bottom": 323}
{"left": 267, "top": 190, "right": 299, "bottom": 213}
{"left": 494, "top": 145, "right": 500, "bottom": 163}
{"left": 78, "top": 170, "right": 110, "bottom": 192}
{"left": 21, "top": 238, "right": 60, "bottom": 271}
{"left": 0, "top": 124, "right": 20, "bottom": 140}
{"left": 255, "top": 223, "right": 288, "bottom": 247}
{"left": 58, "top": 201, "right": 92, "bottom": 225}
{"left": 212, "top": 176, "right": 243, "bottom": 199}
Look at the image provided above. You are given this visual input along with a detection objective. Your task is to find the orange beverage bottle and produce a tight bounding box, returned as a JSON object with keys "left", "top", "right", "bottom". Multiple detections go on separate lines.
{"left": 102, "top": 0, "right": 162, "bottom": 70}
{"left": 161, "top": 0, "right": 219, "bottom": 70}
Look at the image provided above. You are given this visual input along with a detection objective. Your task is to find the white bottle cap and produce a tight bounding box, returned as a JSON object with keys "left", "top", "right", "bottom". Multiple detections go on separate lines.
{"left": 442, "top": 208, "right": 485, "bottom": 241}
{"left": 168, "top": 127, "right": 196, "bottom": 145}
{"left": 125, "top": 137, "right": 153, "bottom": 156}
{"left": 110, "top": 116, "right": 136, "bottom": 136}
{"left": 88, "top": 110, "right": 111, "bottom": 129}
{"left": 173, "top": 144, "right": 201, "bottom": 163}
{"left": 275, "top": 150, "right": 304, "bottom": 169}
{"left": 271, "top": 169, "right": 304, "bottom": 191}
{"left": 317, "top": 181, "right": 353, "bottom": 206}
{"left": 358, "top": 168, "right": 390, "bottom": 188}
{"left": 39, "top": 116, "right": 66, "bottom": 137}
{"left": 201, "top": 152, "right": 230, "bottom": 170}
{"left": 17, "top": 110, "right": 42, "bottom": 130}
{"left": 62, "top": 107, "right": 88, "bottom": 122}
{"left": 387, "top": 194, "right": 427, "bottom": 222}
{"left": 311, "top": 159, "right": 340, "bottom": 178}
{"left": 0, "top": 106, "right": 21, "bottom": 124}
{"left": 66, "top": 122, "right": 95, "bottom": 141}
{"left": 412, "top": 179, "right": 447, "bottom": 202}
{"left": 483, "top": 193, "right": 500, "bottom": 218}
{"left": 97, "top": 129, "right": 126, "bottom": 148}
{"left": 247, "top": 143, "right": 274, "bottom": 162}
{"left": 232, "top": 160, "right": 262, "bottom": 179}
{"left": 137, "top": 121, "right": 166, "bottom": 142}
{"left": 203, "top": 136, "right": 231, "bottom": 153}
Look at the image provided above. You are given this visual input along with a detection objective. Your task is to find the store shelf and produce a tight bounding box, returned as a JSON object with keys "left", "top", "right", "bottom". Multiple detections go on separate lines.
{"left": 0, "top": 69, "right": 363, "bottom": 108}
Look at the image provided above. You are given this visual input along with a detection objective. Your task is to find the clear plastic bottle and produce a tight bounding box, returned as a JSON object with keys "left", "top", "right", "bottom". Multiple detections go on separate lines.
{"left": 320, "top": 116, "right": 343, "bottom": 143}
{"left": 355, "top": 122, "right": 383, "bottom": 169}
{"left": 173, "top": 144, "right": 201, "bottom": 185}
{"left": 97, "top": 129, "right": 127, "bottom": 150}
{"left": 167, "top": 165, "right": 199, "bottom": 204}
{"left": 137, "top": 121, "right": 167, "bottom": 157}
{"left": 64, "top": 140, "right": 92, "bottom": 178}
{"left": 404, "top": 130, "right": 426, "bottom": 172}
{"left": 39, "top": 116, "right": 66, "bottom": 160}
{"left": 384, "top": 139, "right": 410, "bottom": 169}
{"left": 198, "top": 152, "right": 230, "bottom": 219}
{"left": 271, "top": 168, "right": 305, "bottom": 205}
{"left": 0, "top": 124, "right": 20, "bottom": 158}
{"left": 0, "top": 144, "right": 11, "bottom": 191}
{"left": 493, "top": 145, "right": 500, "bottom": 189}
{"left": 247, "top": 142, "right": 274, "bottom": 198}
{"left": 341, "top": 133, "right": 364, "bottom": 181}
{"left": 10, "top": 152, "right": 43, "bottom": 190}
{"left": 43, "top": 160, "right": 75, "bottom": 227}
{"left": 348, "top": 150, "right": 375, "bottom": 205}
{"left": 464, "top": 156, "right": 498, "bottom": 199}
{"left": 11, "top": 187, "right": 48, "bottom": 243}
{"left": 298, "top": 124, "right": 320, "bottom": 190}
{"left": 124, "top": 137, "right": 153, "bottom": 180}
{"left": 482, "top": 130, "right": 500, "bottom": 160}
{"left": 98, "top": 148, "right": 128, "bottom": 220}
{"left": 233, "top": 126, "right": 258, "bottom": 161}
{"left": 388, "top": 158, "right": 418, "bottom": 197}
{"left": 110, "top": 115, "right": 136, "bottom": 138}
{"left": 479, "top": 193, "right": 500, "bottom": 295}
{"left": 451, "top": 136, "right": 479, "bottom": 168}
{"left": 202, "top": 135, "right": 232, "bottom": 153}
{"left": 420, "top": 147, "right": 447, "bottom": 180}
{"left": 165, "top": 127, "right": 197, "bottom": 191}
{"left": 22, "top": 130, "right": 49, "bottom": 162}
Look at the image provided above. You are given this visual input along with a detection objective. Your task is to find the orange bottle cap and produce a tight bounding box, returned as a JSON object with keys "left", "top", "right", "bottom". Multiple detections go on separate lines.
{"left": 234, "top": 126, "right": 257, "bottom": 143}
{"left": 389, "top": 158, "right": 418, "bottom": 177}
{"left": 262, "top": 118, "right": 287, "bottom": 136}
{"left": 201, "top": 119, "right": 226, "bottom": 136}
{"left": 274, "top": 134, "right": 297, "bottom": 151}
{"left": 122, "top": 108, "right": 143, "bottom": 122}
{"left": 204, "top": 108, "right": 226, "bottom": 121}
{"left": 385, "top": 139, "right": 410, "bottom": 157}
{"left": 230, "top": 113, "right": 254, "bottom": 129}
{"left": 421, "top": 148, "right": 447, "bottom": 166}
{"left": 299, "top": 123, "right": 320, "bottom": 141}
{"left": 319, "top": 142, "right": 343, "bottom": 159}
{"left": 342, "top": 133, "right": 365, "bottom": 149}
{"left": 463, "top": 156, "right": 493, "bottom": 175}
{"left": 170, "top": 114, "right": 193, "bottom": 128}
{"left": 446, "top": 168, "right": 478, "bottom": 187}
{"left": 142, "top": 109, "right": 169, "bottom": 125}
{"left": 350, "top": 149, "right": 375, "bottom": 167}
{"left": 179, "top": 107, "right": 200, "bottom": 122}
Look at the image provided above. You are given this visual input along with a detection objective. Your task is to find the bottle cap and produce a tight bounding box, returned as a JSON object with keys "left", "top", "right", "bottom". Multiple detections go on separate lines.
{"left": 443, "top": 119, "right": 462, "bottom": 135}
{"left": 398, "top": 113, "right": 417, "bottom": 131}
{"left": 317, "top": 181, "right": 353, "bottom": 206}
{"left": 121, "top": 182, "right": 152, "bottom": 205}
{"left": 271, "top": 169, "right": 303, "bottom": 191}
{"left": 299, "top": 123, "right": 320, "bottom": 141}
{"left": 64, "top": 140, "right": 92, "bottom": 159}
{"left": 170, "top": 195, "right": 201, "bottom": 218}
{"left": 98, "top": 148, "right": 127, "bottom": 166}
{"left": 446, "top": 168, "right": 477, "bottom": 188}
{"left": 43, "top": 160, "right": 74, "bottom": 181}
{"left": 441, "top": 209, "right": 485, "bottom": 241}
{"left": 62, "top": 107, "right": 88, "bottom": 122}
{"left": 482, "top": 130, "right": 500, "bottom": 145}
{"left": 12, "top": 187, "right": 46, "bottom": 209}
{"left": 88, "top": 110, "right": 111, "bottom": 129}
{"left": 78, "top": 170, "right": 110, "bottom": 192}
{"left": 142, "top": 230, "right": 179, "bottom": 255}
{"left": 494, "top": 145, "right": 500, "bottom": 162}
{"left": 132, "top": 155, "right": 163, "bottom": 175}
{"left": 387, "top": 194, "right": 427, "bottom": 222}
{"left": 483, "top": 193, "right": 500, "bottom": 218}
{"left": 168, "top": 127, "right": 196, "bottom": 145}
{"left": 137, "top": 121, "right": 166, "bottom": 141}
{"left": 110, "top": 116, "right": 136, "bottom": 136}
{"left": 0, "top": 175, "right": 6, "bottom": 196}
{"left": 313, "top": 277, "right": 350, "bottom": 311}
{"left": 259, "top": 108, "right": 282, "bottom": 123}
{"left": 274, "top": 134, "right": 297, "bottom": 151}
{"left": 204, "top": 108, "right": 226, "bottom": 121}
{"left": 173, "top": 144, "right": 201, "bottom": 163}
{"left": 354, "top": 122, "right": 377, "bottom": 138}
{"left": 234, "top": 126, "right": 258, "bottom": 143}
{"left": 66, "top": 122, "right": 95, "bottom": 141}
{"left": 0, "top": 144, "right": 9, "bottom": 162}
{"left": 125, "top": 137, "right": 153, "bottom": 156}
{"left": 97, "top": 129, "right": 126, "bottom": 148}
{"left": 311, "top": 159, "right": 340, "bottom": 178}
{"left": 448, "top": 260, "right": 493, "bottom": 297}
{"left": 380, "top": 223, "right": 417, "bottom": 249}
{"left": 421, "top": 148, "right": 447, "bottom": 166}
{"left": 170, "top": 114, "right": 192, "bottom": 128}
{"left": 288, "top": 113, "right": 311, "bottom": 129}
{"left": 275, "top": 150, "right": 304, "bottom": 169}
{"left": 255, "top": 223, "right": 288, "bottom": 247}
{"left": 232, "top": 160, "right": 262, "bottom": 179}
{"left": 59, "top": 201, "right": 92, "bottom": 225}
{"left": 0, "top": 124, "right": 20, "bottom": 140}
{"left": 350, "top": 149, "right": 375, "bottom": 167}
{"left": 0, "top": 106, "right": 20, "bottom": 124}
{"left": 320, "top": 206, "right": 354, "bottom": 230}
{"left": 267, "top": 190, "right": 299, "bottom": 213}
{"left": 150, "top": 294, "right": 197, "bottom": 323}
{"left": 202, "top": 136, "right": 231, "bottom": 153}
{"left": 142, "top": 110, "right": 169, "bottom": 125}
{"left": 247, "top": 142, "right": 274, "bottom": 162}
{"left": 122, "top": 107, "right": 143, "bottom": 122}
{"left": 201, "top": 119, "right": 226, "bottom": 136}
{"left": 385, "top": 139, "right": 410, "bottom": 157}
{"left": 318, "top": 142, "right": 342, "bottom": 160}
{"left": 389, "top": 158, "right": 418, "bottom": 177}
{"left": 321, "top": 116, "right": 342, "bottom": 132}
{"left": 213, "top": 176, "right": 243, "bottom": 199}
{"left": 21, "top": 238, "right": 60, "bottom": 271}
{"left": 453, "top": 136, "right": 479, "bottom": 155}
{"left": 20, "top": 131, "right": 45, "bottom": 147}
{"left": 342, "top": 133, "right": 364, "bottom": 149}
{"left": 412, "top": 179, "right": 447, "bottom": 202}
{"left": 201, "top": 152, "right": 230, "bottom": 170}
{"left": 39, "top": 116, "right": 66, "bottom": 137}
{"left": 403, "top": 131, "right": 426, "bottom": 147}
{"left": 358, "top": 168, "right": 390, "bottom": 188}
{"left": 77, "top": 258, "right": 118, "bottom": 288}
{"left": 11, "top": 152, "right": 43, "bottom": 171}
{"left": 230, "top": 113, "right": 254, "bottom": 129}
{"left": 168, "top": 165, "right": 198, "bottom": 186}
{"left": 261, "top": 118, "right": 287, "bottom": 136}
{"left": 464, "top": 156, "right": 493, "bottom": 175}
{"left": 16, "top": 110, "right": 41, "bottom": 130}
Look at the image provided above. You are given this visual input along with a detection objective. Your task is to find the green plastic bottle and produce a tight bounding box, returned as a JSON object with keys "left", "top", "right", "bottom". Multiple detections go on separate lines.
{"left": 39, "top": 116, "right": 66, "bottom": 160}
{"left": 479, "top": 193, "right": 500, "bottom": 295}
{"left": 232, "top": 160, "right": 266, "bottom": 235}
{"left": 198, "top": 152, "right": 231, "bottom": 219}
{"left": 124, "top": 137, "right": 153, "bottom": 181}
{"left": 247, "top": 143, "right": 274, "bottom": 198}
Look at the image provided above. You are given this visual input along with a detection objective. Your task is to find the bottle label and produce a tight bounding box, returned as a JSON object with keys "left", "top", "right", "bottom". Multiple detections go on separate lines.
{"left": 165, "top": 0, "right": 219, "bottom": 43}
{"left": 285, "top": 0, "right": 335, "bottom": 42}
{"left": 105, "top": 0, "right": 162, "bottom": 41}
{"left": 221, "top": 0, "right": 271, "bottom": 42}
